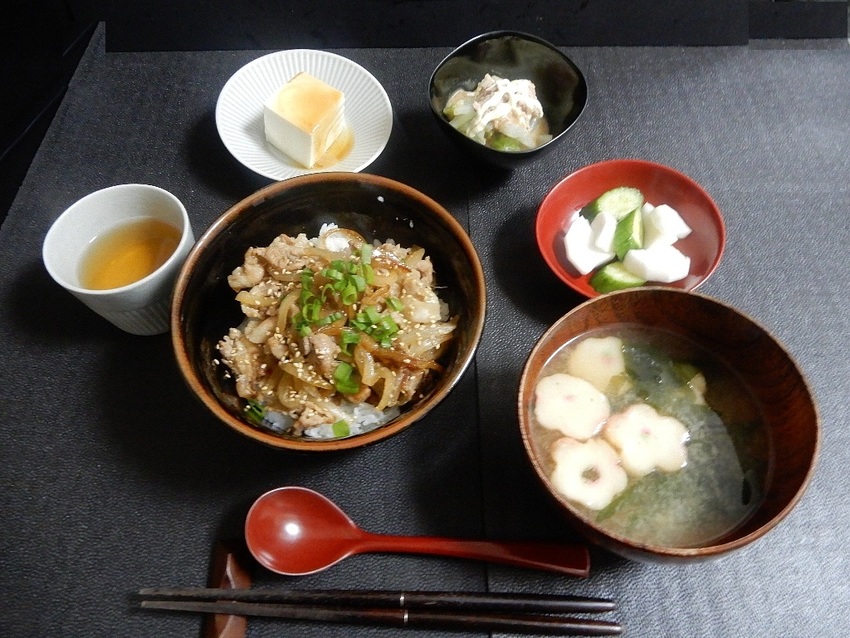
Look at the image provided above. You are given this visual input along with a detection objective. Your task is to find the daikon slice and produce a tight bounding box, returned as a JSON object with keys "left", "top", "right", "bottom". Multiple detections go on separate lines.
{"left": 564, "top": 216, "right": 615, "bottom": 275}
{"left": 645, "top": 204, "right": 691, "bottom": 240}
{"left": 623, "top": 245, "right": 690, "bottom": 283}
{"left": 590, "top": 211, "right": 618, "bottom": 253}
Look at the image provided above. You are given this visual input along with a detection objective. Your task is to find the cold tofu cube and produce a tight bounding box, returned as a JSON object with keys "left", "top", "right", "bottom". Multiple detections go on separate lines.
{"left": 564, "top": 216, "right": 615, "bottom": 275}
{"left": 263, "top": 72, "right": 345, "bottom": 168}
{"left": 623, "top": 245, "right": 691, "bottom": 283}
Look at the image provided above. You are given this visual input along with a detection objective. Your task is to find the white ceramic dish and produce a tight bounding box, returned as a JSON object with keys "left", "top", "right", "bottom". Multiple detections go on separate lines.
{"left": 216, "top": 50, "right": 393, "bottom": 180}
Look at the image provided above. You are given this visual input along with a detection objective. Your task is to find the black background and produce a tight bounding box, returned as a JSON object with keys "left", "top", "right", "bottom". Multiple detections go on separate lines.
{"left": 1, "top": 0, "right": 847, "bottom": 223}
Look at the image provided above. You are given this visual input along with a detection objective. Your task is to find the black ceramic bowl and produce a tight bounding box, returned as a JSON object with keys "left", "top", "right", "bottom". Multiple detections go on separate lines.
{"left": 171, "top": 173, "right": 486, "bottom": 452}
{"left": 429, "top": 31, "right": 588, "bottom": 169}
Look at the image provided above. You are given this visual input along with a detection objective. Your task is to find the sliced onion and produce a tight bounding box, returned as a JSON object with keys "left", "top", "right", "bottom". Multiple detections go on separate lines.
{"left": 318, "top": 227, "right": 365, "bottom": 252}
{"left": 374, "top": 366, "right": 400, "bottom": 411}
{"left": 354, "top": 344, "right": 377, "bottom": 386}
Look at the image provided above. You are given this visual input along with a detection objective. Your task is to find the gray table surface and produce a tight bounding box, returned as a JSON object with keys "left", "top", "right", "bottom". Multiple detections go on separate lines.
{"left": 2, "top": 24, "right": 848, "bottom": 637}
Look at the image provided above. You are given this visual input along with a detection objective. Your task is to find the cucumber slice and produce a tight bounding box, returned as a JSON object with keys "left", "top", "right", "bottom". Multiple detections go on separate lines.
{"left": 590, "top": 261, "right": 646, "bottom": 294}
{"left": 613, "top": 207, "right": 643, "bottom": 260}
{"left": 488, "top": 131, "right": 525, "bottom": 152}
{"left": 581, "top": 187, "right": 645, "bottom": 222}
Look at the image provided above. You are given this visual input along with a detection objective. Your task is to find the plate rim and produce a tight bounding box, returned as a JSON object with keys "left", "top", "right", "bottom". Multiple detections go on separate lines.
{"left": 215, "top": 49, "right": 393, "bottom": 180}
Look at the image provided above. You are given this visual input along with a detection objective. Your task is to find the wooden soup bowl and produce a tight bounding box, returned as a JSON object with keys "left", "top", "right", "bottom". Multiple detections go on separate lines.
{"left": 518, "top": 287, "right": 819, "bottom": 562}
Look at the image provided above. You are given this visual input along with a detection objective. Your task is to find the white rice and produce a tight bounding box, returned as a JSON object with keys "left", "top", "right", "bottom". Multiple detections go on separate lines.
{"left": 258, "top": 402, "right": 401, "bottom": 439}
{"left": 302, "top": 403, "right": 401, "bottom": 439}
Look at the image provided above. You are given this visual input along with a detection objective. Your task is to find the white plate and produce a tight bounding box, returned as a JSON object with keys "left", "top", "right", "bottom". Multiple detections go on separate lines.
{"left": 216, "top": 50, "right": 393, "bottom": 180}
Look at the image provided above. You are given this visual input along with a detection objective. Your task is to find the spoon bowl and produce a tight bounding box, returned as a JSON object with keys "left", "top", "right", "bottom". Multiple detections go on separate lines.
{"left": 245, "top": 486, "right": 363, "bottom": 575}
{"left": 245, "top": 486, "right": 590, "bottom": 577}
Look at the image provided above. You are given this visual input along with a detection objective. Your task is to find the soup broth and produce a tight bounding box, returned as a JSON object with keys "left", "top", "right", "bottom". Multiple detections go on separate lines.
{"left": 530, "top": 324, "right": 771, "bottom": 548}
{"left": 79, "top": 217, "right": 180, "bottom": 290}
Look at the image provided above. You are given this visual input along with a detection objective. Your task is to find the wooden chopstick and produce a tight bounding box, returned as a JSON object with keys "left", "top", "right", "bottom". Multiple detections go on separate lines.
{"left": 139, "top": 598, "right": 623, "bottom": 636}
{"left": 138, "top": 586, "right": 617, "bottom": 614}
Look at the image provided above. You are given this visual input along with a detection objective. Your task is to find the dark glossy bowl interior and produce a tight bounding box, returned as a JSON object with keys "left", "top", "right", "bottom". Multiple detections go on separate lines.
{"left": 172, "top": 173, "right": 486, "bottom": 451}
{"left": 429, "top": 31, "right": 588, "bottom": 169}
{"left": 518, "top": 288, "right": 819, "bottom": 562}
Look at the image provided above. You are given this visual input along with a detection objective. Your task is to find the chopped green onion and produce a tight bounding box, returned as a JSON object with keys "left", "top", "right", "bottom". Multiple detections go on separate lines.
{"left": 333, "top": 362, "right": 360, "bottom": 394}
{"left": 378, "top": 315, "right": 398, "bottom": 332}
{"left": 340, "top": 328, "right": 361, "bottom": 345}
{"left": 364, "top": 306, "right": 381, "bottom": 324}
{"left": 332, "top": 420, "right": 350, "bottom": 438}
{"left": 288, "top": 252, "right": 404, "bottom": 352}
{"left": 321, "top": 283, "right": 335, "bottom": 301}
{"left": 315, "top": 312, "right": 342, "bottom": 327}
{"left": 243, "top": 400, "right": 266, "bottom": 426}
{"left": 341, "top": 282, "right": 358, "bottom": 305}
{"left": 296, "top": 323, "right": 312, "bottom": 337}
{"left": 302, "top": 298, "right": 322, "bottom": 322}
{"left": 339, "top": 328, "right": 361, "bottom": 355}
{"left": 322, "top": 267, "right": 344, "bottom": 282}
{"left": 334, "top": 361, "right": 352, "bottom": 378}
{"left": 315, "top": 315, "right": 331, "bottom": 327}
{"left": 351, "top": 274, "right": 366, "bottom": 292}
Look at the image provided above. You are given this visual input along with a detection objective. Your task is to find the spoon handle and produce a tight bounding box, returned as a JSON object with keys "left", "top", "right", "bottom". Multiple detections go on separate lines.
{"left": 357, "top": 534, "right": 590, "bottom": 577}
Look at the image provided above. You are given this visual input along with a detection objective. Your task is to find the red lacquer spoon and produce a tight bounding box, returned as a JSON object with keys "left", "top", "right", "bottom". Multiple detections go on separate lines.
{"left": 244, "top": 486, "right": 590, "bottom": 577}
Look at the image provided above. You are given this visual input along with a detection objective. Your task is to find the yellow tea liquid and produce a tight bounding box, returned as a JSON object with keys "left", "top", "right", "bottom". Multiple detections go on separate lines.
{"left": 79, "top": 218, "right": 181, "bottom": 290}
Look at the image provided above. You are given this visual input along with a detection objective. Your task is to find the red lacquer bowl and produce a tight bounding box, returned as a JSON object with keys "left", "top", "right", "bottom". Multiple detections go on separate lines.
{"left": 536, "top": 159, "right": 726, "bottom": 298}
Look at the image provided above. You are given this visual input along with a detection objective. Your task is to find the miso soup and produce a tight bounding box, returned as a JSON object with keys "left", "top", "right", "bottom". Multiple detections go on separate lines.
{"left": 529, "top": 324, "right": 771, "bottom": 548}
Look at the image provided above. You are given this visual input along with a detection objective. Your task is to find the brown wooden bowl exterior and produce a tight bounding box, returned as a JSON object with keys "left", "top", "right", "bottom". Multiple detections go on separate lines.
{"left": 518, "top": 287, "right": 819, "bottom": 562}
{"left": 172, "top": 173, "right": 486, "bottom": 452}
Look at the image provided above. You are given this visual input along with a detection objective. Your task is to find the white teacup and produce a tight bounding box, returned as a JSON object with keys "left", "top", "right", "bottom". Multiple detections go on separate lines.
{"left": 42, "top": 184, "right": 194, "bottom": 335}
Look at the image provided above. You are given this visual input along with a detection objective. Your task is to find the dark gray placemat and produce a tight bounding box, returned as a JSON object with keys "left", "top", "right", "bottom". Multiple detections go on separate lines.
{"left": 473, "top": 45, "right": 850, "bottom": 637}
{"left": 0, "top": 26, "right": 485, "bottom": 638}
{"left": 2, "top": 23, "right": 849, "bottom": 638}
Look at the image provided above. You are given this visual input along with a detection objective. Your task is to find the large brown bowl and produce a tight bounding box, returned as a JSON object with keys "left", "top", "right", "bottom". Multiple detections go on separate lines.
{"left": 518, "top": 288, "right": 819, "bottom": 562}
{"left": 172, "top": 173, "right": 486, "bottom": 451}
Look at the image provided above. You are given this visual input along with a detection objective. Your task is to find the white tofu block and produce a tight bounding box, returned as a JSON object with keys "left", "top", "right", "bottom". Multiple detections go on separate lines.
{"left": 263, "top": 72, "right": 345, "bottom": 168}
{"left": 623, "top": 245, "right": 691, "bottom": 283}
{"left": 590, "top": 212, "right": 617, "bottom": 253}
{"left": 645, "top": 204, "right": 692, "bottom": 240}
{"left": 564, "top": 216, "right": 615, "bottom": 275}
